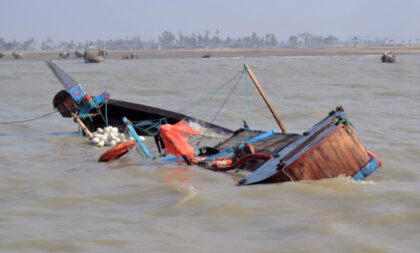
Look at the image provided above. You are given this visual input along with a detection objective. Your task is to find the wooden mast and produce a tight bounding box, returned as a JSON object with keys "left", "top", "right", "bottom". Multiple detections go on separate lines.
{"left": 243, "top": 64, "right": 287, "bottom": 134}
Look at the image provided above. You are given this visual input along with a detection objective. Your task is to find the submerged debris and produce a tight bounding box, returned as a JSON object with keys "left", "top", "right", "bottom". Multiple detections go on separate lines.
{"left": 381, "top": 50, "right": 396, "bottom": 63}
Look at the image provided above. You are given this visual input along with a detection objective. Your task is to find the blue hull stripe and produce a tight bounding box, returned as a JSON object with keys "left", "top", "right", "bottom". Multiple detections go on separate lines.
{"left": 352, "top": 156, "right": 380, "bottom": 181}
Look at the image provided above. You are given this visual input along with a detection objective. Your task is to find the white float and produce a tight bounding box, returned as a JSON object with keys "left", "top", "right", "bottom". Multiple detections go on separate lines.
{"left": 90, "top": 125, "right": 145, "bottom": 147}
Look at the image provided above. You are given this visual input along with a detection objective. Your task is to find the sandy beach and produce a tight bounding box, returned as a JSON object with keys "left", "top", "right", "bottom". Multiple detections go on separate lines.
{"left": 1, "top": 45, "right": 420, "bottom": 60}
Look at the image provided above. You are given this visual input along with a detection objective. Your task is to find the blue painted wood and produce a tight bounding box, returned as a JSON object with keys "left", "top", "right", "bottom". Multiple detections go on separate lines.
{"left": 46, "top": 60, "right": 79, "bottom": 90}
{"left": 69, "top": 84, "right": 86, "bottom": 103}
{"left": 352, "top": 156, "right": 380, "bottom": 180}
{"left": 247, "top": 130, "right": 277, "bottom": 143}
{"left": 161, "top": 154, "right": 179, "bottom": 162}
{"left": 202, "top": 130, "right": 277, "bottom": 162}
{"left": 123, "top": 117, "right": 154, "bottom": 159}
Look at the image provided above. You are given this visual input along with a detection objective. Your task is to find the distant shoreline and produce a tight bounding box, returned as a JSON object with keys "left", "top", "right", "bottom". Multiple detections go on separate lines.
{"left": 2, "top": 45, "right": 420, "bottom": 60}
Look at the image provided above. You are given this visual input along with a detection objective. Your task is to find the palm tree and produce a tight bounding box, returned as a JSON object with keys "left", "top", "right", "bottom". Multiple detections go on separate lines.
{"left": 353, "top": 36, "right": 358, "bottom": 48}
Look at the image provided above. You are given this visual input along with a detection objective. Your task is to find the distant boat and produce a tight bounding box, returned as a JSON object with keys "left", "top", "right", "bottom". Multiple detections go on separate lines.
{"left": 84, "top": 52, "right": 104, "bottom": 63}
{"left": 84, "top": 48, "right": 104, "bottom": 63}
{"left": 98, "top": 49, "right": 108, "bottom": 57}
{"left": 122, "top": 52, "right": 138, "bottom": 60}
{"left": 74, "top": 50, "right": 84, "bottom": 58}
{"left": 381, "top": 50, "right": 396, "bottom": 63}
{"left": 12, "top": 52, "right": 23, "bottom": 59}
{"left": 59, "top": 51, "right": 70, "bottom": 59}
{"left": 201, "top": 54, "right": 211, "bottom": 58}
{"left": 0, "top": 52, "right": 4, "bottom": 58}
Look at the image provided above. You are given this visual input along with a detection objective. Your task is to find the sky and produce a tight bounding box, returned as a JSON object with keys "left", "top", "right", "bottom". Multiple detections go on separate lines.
{"left": 1, "top": 0, "right": 419, "bottom": 43}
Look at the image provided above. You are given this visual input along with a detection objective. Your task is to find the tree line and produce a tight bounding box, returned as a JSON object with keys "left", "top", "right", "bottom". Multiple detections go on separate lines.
{"left": 0, "top": 31, "right": 418, "bottom": 51}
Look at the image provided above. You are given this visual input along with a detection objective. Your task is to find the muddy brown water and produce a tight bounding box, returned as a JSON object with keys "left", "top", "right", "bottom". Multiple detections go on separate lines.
{"left": 0, "top": 55, "right": 419, "bottom": 252}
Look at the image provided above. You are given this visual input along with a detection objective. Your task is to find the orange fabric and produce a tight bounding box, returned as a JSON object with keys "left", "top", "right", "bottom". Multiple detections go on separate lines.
{"left": 160, "top": 120, "right": 199, "bottom": 162}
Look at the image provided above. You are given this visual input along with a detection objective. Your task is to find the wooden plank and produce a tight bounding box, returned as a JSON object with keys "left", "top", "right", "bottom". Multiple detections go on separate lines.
{"left": 282, "top": 125, "right": 370, "bottom": 181}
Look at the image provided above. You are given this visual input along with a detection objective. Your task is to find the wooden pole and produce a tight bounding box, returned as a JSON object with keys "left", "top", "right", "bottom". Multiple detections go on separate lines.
{"left": 243, "top": 64, "right": 287, "bottom": 134}
{"left": 71, "top": 113, "right": 94, "bottom": 139}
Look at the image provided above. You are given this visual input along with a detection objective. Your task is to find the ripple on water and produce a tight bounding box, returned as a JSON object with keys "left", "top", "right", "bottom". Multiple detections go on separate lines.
{"left": 1, "top": 55, "right": 420, "bottom": 253}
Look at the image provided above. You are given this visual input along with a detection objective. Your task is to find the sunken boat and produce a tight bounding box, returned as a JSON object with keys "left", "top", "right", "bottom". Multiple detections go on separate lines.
{"left": 46, "top": 60, "right": 233, "bottom": 138}
{"left": 154, "top": 65, "right": 382, "bottom": 185}
{"left": 47, "top": 60, "right": 382, "bottom": 185}
{"left": 194, "top": 106, "right": 382, "bottom": 185}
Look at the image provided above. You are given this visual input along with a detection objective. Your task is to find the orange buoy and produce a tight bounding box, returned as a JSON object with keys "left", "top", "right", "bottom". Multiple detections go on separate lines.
{"left": 98, "top": 140, "right": 136, "bottom": 162}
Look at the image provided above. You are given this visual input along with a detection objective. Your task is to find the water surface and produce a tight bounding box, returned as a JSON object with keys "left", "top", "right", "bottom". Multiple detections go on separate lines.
{"left": 0, "top": 55, "right": 419, "bottom": 252}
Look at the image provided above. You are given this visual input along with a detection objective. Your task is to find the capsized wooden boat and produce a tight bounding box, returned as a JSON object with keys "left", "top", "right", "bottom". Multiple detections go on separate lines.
{"left": 158, "top": 65, "right": 382, "bottom": 185}
{"left": 46, "top": 60, "right": 233, "bottom": 137}
{"left": 158, "top": 106, "right": 382, "bottom": 185}
{"left": 203, "top": 106, "right": 382, "bottom": 185}
{"left": 47, "top": 60, "right": 381, "bottom": 185}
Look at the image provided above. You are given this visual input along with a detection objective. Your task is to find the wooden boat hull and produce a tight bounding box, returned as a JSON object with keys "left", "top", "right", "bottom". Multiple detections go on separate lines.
{"left": 267, "top": 125, "right": 371, "bottom": 182}
{"left": 47, "top": 61, "right": 233, "bottom": 137}
{"left": 81, "top": 98, "right": 233, "bottom": 137}
{"left": 238, "top": 107, "right": 380, "bottom": 185}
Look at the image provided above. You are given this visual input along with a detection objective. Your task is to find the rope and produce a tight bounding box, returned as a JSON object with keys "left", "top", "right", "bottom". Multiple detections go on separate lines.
{"left": 133, "top": 118, "right": 168, "bottom": 136}
{"left": 209, "top": 71, "right": 244, "bottom": 124}
{"left": 79, "top": 113, "right": 93, "bottom": 121}
{"left": 336, "top": 115, "right": 354, "bottom": 135}
{"left": 127, "top": 71, "right": 248, "bottom": 142}
{"left": 174, "top": 70, "right": 245, "bottom": 115}
{"left": 0, "top": 110, "right": 58, "bottom": 124}
{"left": 94, "top": 100, "right": 107, "bottom": 124}
{"left": 339, "top": 118, "right": 354, "bottom": 128}
{"left": 195, "top": 70, "right": 245, "bottom": 146}
{"left": 118, "top": 70, "right": 247, "bottom": 141}
{"left": 78, "top": 98, "right": 108, "bottom": 125}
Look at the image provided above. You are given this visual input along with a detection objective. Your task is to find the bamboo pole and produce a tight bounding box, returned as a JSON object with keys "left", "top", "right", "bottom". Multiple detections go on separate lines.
{"left": 71, "top": 113, "right": 94, "bottom": 139}
{"left": 243, "top": 64, "right": 287, "bottom": 134}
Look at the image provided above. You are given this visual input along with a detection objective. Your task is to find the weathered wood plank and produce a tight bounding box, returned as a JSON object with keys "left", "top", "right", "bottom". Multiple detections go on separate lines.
{"left": 281, "top": 125, "right": 370, "bottom": 181}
